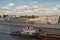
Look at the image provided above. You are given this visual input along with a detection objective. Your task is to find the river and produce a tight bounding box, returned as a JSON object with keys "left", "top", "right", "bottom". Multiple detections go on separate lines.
{"left": 0, "top": 25, "right": 39, "bottom": 40}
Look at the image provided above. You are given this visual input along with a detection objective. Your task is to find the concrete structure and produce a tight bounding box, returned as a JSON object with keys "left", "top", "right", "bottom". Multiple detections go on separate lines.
{"left": 29, "top": 16, "right": 59, "bottom": 24}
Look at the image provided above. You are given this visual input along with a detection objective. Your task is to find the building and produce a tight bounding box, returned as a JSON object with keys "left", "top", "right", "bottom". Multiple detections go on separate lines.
{"left": 29, "top": 16, "right": 59, "bottom": 24}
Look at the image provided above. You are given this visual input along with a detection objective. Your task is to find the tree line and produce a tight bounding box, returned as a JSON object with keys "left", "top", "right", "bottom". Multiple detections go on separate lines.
{"left": 0, "top": 15, "right": 39, "bottom": 19}
{"left": 19, "top": 15, "right": 39, "bottom": 19}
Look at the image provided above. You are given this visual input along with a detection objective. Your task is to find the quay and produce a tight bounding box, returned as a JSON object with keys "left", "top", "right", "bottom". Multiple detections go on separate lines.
{"left": 0, "top": 22, "right": 60, "bottom": 28}
{"left": 0, "top": 16, "right": 60, "bottom": 28}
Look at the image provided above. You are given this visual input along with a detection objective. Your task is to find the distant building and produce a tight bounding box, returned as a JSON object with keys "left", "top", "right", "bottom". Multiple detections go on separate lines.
{"left": 4, "top": 18, "right": 29, "bottom": 24}
{"left": 29, "top": 16, "right": 59, "bottom": 24}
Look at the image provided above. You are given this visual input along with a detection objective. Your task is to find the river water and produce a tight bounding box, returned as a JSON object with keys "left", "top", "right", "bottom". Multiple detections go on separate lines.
{"left": 0, "top": 25, "right": 39, "bottom": 40}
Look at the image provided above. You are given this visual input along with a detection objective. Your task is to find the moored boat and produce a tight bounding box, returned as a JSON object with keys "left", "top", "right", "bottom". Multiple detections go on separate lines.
{"left": 9, "top": 27, "right": 40, "bottom": 37}
{"left": 37, "top": 31, "right": 60, "bottom": 40}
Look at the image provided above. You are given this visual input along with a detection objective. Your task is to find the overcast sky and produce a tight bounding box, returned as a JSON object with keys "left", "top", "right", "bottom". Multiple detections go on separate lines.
{"left": 0, "top": 0, "right": 60, "bottom": 16}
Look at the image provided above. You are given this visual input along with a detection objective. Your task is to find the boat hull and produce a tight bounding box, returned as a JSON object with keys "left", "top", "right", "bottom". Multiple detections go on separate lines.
{"left": 38, "top": 35, "right": 60, "bottom": 40}
{"left": 9, "top": 31, "right": 38, "bottom": 38}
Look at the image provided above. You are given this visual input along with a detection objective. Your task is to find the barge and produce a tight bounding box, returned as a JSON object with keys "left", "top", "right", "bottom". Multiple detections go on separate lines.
{"left": 38, "top": 31, "right": 60, "bottom": 40}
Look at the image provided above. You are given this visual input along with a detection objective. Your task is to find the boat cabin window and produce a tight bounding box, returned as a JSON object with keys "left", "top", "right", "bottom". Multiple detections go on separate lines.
{"left": 24, "top": 27, "right": 28, "bottom": 29}
{"left": 24, "top": 27, "right": 34, "bottom": 30}
{"left": 29, "top": 27, "right": 33, "bottom": 30}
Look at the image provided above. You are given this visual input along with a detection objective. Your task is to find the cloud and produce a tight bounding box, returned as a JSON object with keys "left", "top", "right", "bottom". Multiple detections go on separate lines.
{"left": 3, "top": 7, "right": 10, "bottom": 10}
{"left": 14, "top": 2, "right": 51, "bottom": 16}
{"left": 47, "top": 5, "right": 60, "bottom": 15}
{"left": 49, "top": 5, "right": 60, "bottom": 10}
{"left": 0, "top": 3, "right": 14, "bottom": 15}
{"left": 0, "top": 3, "right": 14, "bottom": 10}
{"left": 7, "top": 3, "right": 14, "bottom": 7}
{"left": 16, "top": 5, "right": 30, "bottom": 10}
{"left": 0, "top": 2, "right": 60, "bottom": 15}
{"left": 0, "top": 2, "right": 49, "bottom": 15}
{"left": 29, "top": 1, "right": 39, "bottom": 9}
{"left": 15, "top": 5, "right": 31, "bottom": 13}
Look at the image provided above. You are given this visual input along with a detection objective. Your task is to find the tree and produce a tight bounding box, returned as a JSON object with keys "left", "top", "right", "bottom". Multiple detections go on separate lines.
{"left": 3, "top": 15, "right": 8, "bottom": 18}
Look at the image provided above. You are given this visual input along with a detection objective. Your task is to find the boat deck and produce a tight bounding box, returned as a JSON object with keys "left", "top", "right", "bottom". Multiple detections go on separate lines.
{"left": 38, "top": 35, "right": 60, "bottom": 40}
{"left": 38, "top": 31, "right": 60, "bottom": 38}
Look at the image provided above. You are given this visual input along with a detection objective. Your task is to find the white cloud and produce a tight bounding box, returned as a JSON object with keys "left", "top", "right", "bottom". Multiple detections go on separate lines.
{"left": 3, "top": 7, "right": 10, "bottom": 10}
{"left": 16, "top": 5, "right": 30, "bottom": 10}
{"left": 49, "top": 5, "right": 60, "bottom": 10}
{"left": 47, "top": 5, "right": 60, "bottom": 15}
{"left": 0, "top": 3, "right": 14, "bottom": 10}
{"left": 0, "top": 2, "right": 60, "bottom": 16}
{"left": 15, "top": 5, "right": 30, "bottom": 14}
{"left": 7, "top": 3, "right": 14, "bottom": 7}
{"left": 29, "top": 1, "right": 39, "bottom": 9}
{"left": 0, "top": 3, "right": 14, "bottom": 15}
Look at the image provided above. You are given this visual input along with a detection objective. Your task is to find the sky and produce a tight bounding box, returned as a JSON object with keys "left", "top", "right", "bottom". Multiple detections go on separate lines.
{"left": 0, "top": 0, "right": 60, "bottom": 7}
{"left": 0, "top": 0, "right": 60, "bottom": 16}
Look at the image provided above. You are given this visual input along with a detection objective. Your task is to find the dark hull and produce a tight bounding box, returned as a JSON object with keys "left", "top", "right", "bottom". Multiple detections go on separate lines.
{"left": 38, "top": 35, "right": 60, "bottom": 40}
{"left": 10, "top": 33, "right": 21, "bottom": 36}
{"left": 9, "top": 32, "right": 37, "bottom": 38}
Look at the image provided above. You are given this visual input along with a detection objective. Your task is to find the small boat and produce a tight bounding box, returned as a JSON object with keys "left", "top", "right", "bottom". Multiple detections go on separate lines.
{"left": 9, "top": 27, "right": 40, "bottom": 37}
{"left": 37, "top": 31, "right": 60, "bottom": 40}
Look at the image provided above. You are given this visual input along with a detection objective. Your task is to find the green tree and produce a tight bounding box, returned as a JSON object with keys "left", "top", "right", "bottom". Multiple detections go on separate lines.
{"left": 3, "top": 15, "right": 8, "bottom": 18}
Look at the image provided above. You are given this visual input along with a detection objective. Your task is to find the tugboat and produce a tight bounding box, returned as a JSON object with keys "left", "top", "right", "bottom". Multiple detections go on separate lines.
{"left": 10, "top": 27, "right": 40, "bottom": 37}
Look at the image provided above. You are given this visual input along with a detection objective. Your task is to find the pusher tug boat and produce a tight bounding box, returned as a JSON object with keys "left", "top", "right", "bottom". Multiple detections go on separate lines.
{"left": 10, "top": 27, "right": 40, "bottom": 37}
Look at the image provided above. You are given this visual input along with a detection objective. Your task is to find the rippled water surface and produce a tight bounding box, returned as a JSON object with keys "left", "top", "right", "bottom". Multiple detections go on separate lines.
{"left": 0, "top": 25, "right": 39, "bottom": 40}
